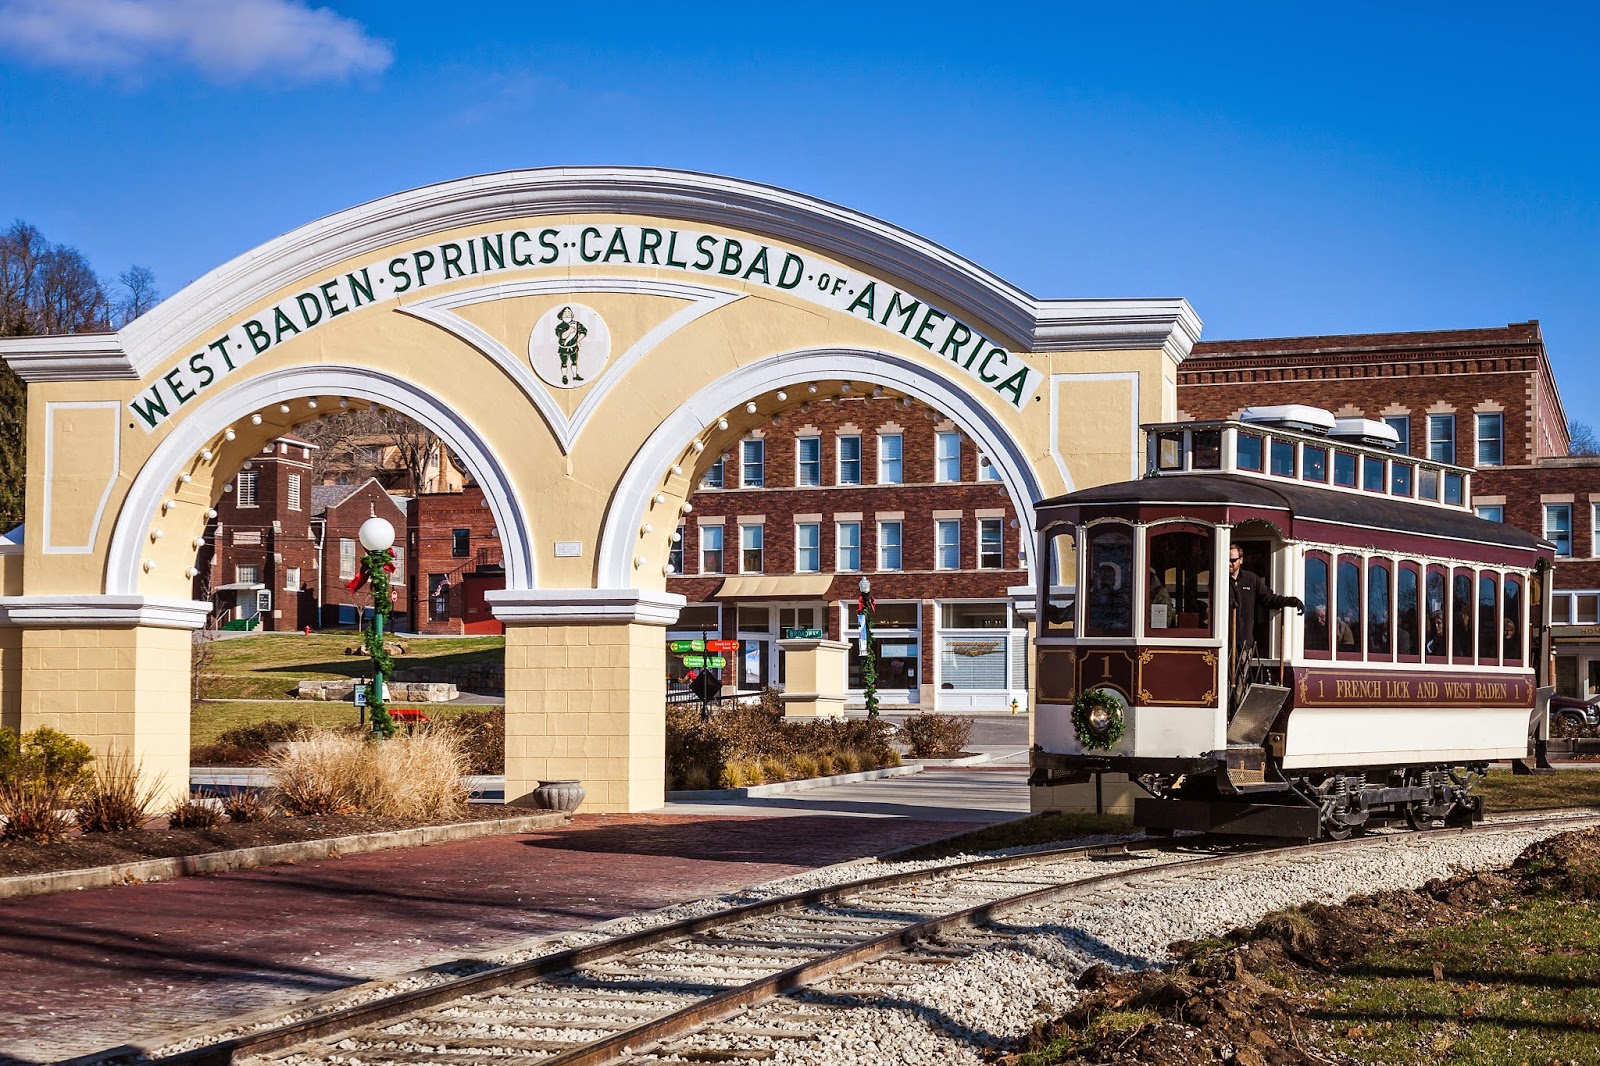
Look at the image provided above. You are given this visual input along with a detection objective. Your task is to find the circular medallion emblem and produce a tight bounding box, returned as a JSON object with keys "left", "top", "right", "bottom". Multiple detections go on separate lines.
{"left": 529, "top": 303, "right": 610, "bottom": 389}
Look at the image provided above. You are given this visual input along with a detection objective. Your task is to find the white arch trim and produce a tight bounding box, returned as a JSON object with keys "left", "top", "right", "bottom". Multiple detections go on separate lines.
{"left": 0, "top": 168, "right": 1201, "bottom": 384}
{"left": 598, "top": 348, "right": 1053, "bottom": 589}
{"left": 104, "top": 365, "right": 535, "bottom": 595}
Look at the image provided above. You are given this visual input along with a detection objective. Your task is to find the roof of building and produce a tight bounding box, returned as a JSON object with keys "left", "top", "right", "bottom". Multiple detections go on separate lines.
{"left": 309, "top": 480, "right": 410, "bottom": 517}
{"left": 1189, "top": 322, "right": 1543, "bottom": 359}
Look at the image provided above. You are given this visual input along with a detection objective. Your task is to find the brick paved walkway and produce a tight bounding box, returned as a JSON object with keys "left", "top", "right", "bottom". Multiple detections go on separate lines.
{"left": 0, "top": 812, "right": 993, "bottom": 1063}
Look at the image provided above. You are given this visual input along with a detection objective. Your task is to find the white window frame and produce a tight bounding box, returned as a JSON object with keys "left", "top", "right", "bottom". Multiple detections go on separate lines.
{"left": 1427, "top": 414, "right": 1455, "bottom": 464}
{"left": 740, "top": 523, "right": 764, "bottom": 573}
{"left": 390, "top": 545, "right": 404, "bottom": 582}
{"left": 235, "top": 469, "right": 259, "bottom": 507}
{"left": 1476, "top": 412, "right": 1504, "bottom": 467}
{"left": 668, "top": 526, "right": 685, "bottom": 574}
{"left": 935, "top": 518, "right": 961, "bottom": 570}
{"left": 878, "top": 433, "right": 903, "bottom": 484}
{"left": 741, "top": 439, "right": 765, "bottom": 488}
{"left": 1383, "top": 416, "right": 1411, "bottom": 454}
{"left": 287, "top": 473, "right": 301, "bottom": 511}
{"left": 1475, "top": 505, "right": 1505, "bottom": 523}
{"left": 837, "top": 435, "right": 862, "bottom": 485}
{"left": 935, "top": 432, "right": 961, "bottom": 483}
{"left": 796, "top": 437, "right": 821, "bottom": 487}
{"left": 836, "top": 520, "right": 861, "bottom": 572}
{"left": 977, "top": 517, "right": 1003, "bottom": 569}
{"left": 1546, "top": 503, "right": 1573, "bottom": 558}
{"left": 338, "top": 538, "right": 356, "bottom": 581}
{"left": 878, "top": 520, "right": 903, "bottom": 571}
{"left": 236, "top": 563, "right": 260, "bottom": 585}
{"left": 795, "top": 522, "right": 820, "bottom": 573}
{"left": 284, "top": 566, "right": 300, "bottom": 591}
{"left": 700, "top": 457, "right": 725, "bottom": 490}
{"left": 977, "top": 453, "right": 1002, "bottom": 482}
{"left": 700, "top": 525, "right": 724, "bottom": 574}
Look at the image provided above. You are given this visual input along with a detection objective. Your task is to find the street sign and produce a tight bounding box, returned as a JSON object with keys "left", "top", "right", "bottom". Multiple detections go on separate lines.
{"left": 782, "top": 627, "right": 824, "bottom": 639}
{"left": 353, "top": 682, "right": 368, "bottom": 707}
{"left": 704, "top": 639, "right": 739, "bottom": 653}
{"left": 668, "top": 639, "right": 705, "bottom": 654}
{"left": 680, "top": 655, "right": 726, "bottom": 669}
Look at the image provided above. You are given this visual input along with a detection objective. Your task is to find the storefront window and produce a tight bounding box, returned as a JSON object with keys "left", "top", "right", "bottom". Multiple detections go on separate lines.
{"left": 941, "top": 602, "right": 1007, "bottom": 628}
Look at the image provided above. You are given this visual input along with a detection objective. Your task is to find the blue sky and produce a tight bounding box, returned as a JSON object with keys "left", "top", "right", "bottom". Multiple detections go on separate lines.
{"left": 2, "top": 2, "right": 1596, "bottom": 428}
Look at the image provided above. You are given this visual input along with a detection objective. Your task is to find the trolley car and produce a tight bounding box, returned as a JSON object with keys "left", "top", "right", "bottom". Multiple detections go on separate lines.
{"left": 1031, "top": 409, "right": 1555, "bottom": 839}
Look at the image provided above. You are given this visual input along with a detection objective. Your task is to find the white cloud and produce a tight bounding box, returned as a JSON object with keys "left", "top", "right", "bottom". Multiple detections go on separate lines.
{"left": 0, "top": 0, "right": 392, "bottom": 84}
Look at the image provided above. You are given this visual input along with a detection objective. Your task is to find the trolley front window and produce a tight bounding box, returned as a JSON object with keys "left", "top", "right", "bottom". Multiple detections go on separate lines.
{"left": 1084, "top": 525, "right": 1134, "bottom": 637}
{"left": 1145, "top": 525, "right": 1213, "bottom": 636}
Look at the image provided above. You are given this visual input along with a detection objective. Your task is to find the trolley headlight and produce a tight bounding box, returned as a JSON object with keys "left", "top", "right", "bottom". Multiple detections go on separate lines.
{"left": 1087, "top": 705, "right": 1112, "bottom": 735}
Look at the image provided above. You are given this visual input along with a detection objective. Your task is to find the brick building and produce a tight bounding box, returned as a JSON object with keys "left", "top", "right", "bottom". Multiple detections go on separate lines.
{"left": 666, "top": 394, "right": 1029, "bottom": 712}
{"left": 405, "top": 485, "right": 506, "bottom": 635}
{"left": 309, "top": 479, "right": 409, "bottom": 629}
{"left": 1179, "top": 321, "right": 1600, "bottom": 698}
{"left": 201, "top": 435, "right": 319, "bottom": 631}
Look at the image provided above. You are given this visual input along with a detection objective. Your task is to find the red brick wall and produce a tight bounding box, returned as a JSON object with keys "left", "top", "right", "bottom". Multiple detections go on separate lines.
{"left": 208, "top": 439, "right": 317, "bottom": 631}
{"left": 406, "top": 486, "right": 504, "bottom": 634}
{"left": 317, "top": 482, "right": 408, "bottom": 628}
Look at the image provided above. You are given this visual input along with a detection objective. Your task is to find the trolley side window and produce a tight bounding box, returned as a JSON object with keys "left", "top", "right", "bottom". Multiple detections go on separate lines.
{"left": 1367, "top": 560, "right": 1392, "bottom": 659}
{"left": 1336, "top": 556, "right": 1363, "bottom": 658}
{"left": 1397, "top": 563, "right": 1421, "bottom": 660}
{"left": 1084, "top": 525, "right": 1134, "bottom": 637}
{"left": 1333, "top": 451, "right": 1357, "bottom": 488}
{"left": 1362, "top": 456, "right": 1386, "bottom": 494}
{"left": 1452, "top": 570, "right": 1475, "bottom": 661}
{"left": 1192, "top": 430, "right": 1222, "bottom": 470}
{"left": 1391, "top": 461, "right": 1414, "bottom": 497}
{"left": 1042, "top": 529, "right": 1076, "bottom": 633}
{"left": 1425, "top": 567, "right": 1449, "bottom": 663}
{"left": 1418, "top": 467, "right": 1440, "bottom": 502}
{"left": 1302, "top": 445, "right": 1328, "bottom": 483}
{"left": 1304, "top": 554, "right": 1331, "bottom": 657}
{"left": 1145, "top": 525, "right": 1212, "bottom": 636}
{"left": 1504, "top": 576, "right": 1523, "bottom": 664}
{"left": 1237, "top": 432, "right": 1264, "bottom": 472}
{"left": 1270, "top": 439, "right": 1295, "bottom": 477}
{"left": 1479, "top": 573, "right": 1500, "bottom": 663}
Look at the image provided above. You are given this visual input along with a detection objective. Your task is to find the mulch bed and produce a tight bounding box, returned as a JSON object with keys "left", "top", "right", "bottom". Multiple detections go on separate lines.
{"left": 0, "top": 805, "right": 537, "bottom": 879}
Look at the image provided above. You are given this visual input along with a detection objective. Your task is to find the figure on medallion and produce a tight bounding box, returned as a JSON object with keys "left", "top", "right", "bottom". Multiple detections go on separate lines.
{"left": 555, "top": 305, "right": 587, "bottom": 385}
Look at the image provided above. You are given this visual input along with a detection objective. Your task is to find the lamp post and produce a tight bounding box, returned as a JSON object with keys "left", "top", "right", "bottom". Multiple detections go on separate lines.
{"left": 858, "top": 576, "right": 878, "bottom": 719}
{"left": 355, "top": 509, "right": 398, "bottom": 739}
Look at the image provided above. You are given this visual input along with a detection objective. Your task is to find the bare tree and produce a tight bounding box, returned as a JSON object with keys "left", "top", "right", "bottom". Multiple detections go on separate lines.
{"left": 114, "top": 265, "right": 160, "bottom": 326}
{"left": 1570, "top": 421, "right": 1600, "bottom": 457}
{"left": 373, "top": 407, "right": 441, "bottom": 492}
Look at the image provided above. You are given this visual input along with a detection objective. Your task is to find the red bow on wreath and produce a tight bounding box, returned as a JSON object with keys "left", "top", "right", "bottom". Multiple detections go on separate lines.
{"left": 857, "top": 592, "right": 876, "bottom": 614}
{"left": 345, "top": 547, "right": 396, "bottom": 592}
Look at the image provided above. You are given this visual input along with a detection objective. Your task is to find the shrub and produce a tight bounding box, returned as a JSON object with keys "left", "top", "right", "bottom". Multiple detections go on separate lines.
{"left": 268, "top": 727, "right": 469, "bottom": 819}
{"left": 169, "top": 796, "right": 223, "bottom": 829}
{"left": 896, "top": 712, "right": 974, "bottom": 758}
{"left": 76, "top": 751, "right": 159, "bottom": 833}
{"left": 0, "top": 726, "right": 96, "bottom": 792}
{"left": 666, "top": 695, "right": 900, "bottom": 788}
{"left": 0, "top": 777, "right": 74, "bottom": 843}
{"left": 449, "top": 708, "right": 505, "bottom": 775}
{"left": 222, "top": 789, "right": 274, "bottom": 823}
{"left": 192, "top": 718, "right": 313, "bottom": 767}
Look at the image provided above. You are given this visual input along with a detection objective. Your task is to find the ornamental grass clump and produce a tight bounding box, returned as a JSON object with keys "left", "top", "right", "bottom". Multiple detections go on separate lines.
{"left": 168, "top": 795, "right": 223, "bottom": 829}
{"left": 221, "top": 789, "right": 275, "bottom": 823}
{"left": 75, "top": 751, "right": 159, "bottom": 833}
{"left": 268, "top": 726, "right": 470, "bottom": 819}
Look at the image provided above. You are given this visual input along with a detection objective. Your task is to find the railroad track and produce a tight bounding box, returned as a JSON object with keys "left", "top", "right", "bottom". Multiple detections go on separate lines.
{"left": 140, "top": 810, "right": 1600, "bottom": 1066}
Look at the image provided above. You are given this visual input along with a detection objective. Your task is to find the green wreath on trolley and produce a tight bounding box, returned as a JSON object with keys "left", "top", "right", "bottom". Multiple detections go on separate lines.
{"left": 1072, "top": 687, "right": 1127, "bottom": 751}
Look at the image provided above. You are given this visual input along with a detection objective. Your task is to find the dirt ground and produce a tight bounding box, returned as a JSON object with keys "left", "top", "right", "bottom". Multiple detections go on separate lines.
{"left": 0, "top": 805, "right": 536, "bottom": 878}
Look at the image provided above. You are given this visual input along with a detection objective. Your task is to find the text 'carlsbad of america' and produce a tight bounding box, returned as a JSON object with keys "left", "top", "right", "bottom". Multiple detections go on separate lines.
{"left": 128, "top": 224, "right": 1042, "bottom": 431}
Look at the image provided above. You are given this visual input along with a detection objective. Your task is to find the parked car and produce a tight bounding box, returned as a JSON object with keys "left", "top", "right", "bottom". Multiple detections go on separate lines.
{"left": 1549, "top": 694, "right": 1600, "bottom": 735}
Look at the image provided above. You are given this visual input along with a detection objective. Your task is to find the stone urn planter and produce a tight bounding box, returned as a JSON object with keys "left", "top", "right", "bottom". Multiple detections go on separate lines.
{"left": 531, "top": 779, "right": 586, "bottom": 813}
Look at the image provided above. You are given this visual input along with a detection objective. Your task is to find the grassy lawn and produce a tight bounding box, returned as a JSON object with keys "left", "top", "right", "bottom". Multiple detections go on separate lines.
{"left": 1477, "top": 768, "right": 1600, "bottom": 812}
{"left": 198, "top": 632, "right": 504, "bottom": 700}
{"left": 192, "top": 699, "right": 503, "bottom": 748}
{"left": 1309, "top": 894, "right": 1600, "bottom": 1063}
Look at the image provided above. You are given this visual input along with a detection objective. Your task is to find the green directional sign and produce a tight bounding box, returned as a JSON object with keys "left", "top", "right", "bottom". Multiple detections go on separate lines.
{"left": 783, "top": 627, "right": 824, "bottom": 639}
{"left": 668, "top": 639, "right": 705, "bottom": 653}
{"left": 680, "top": 655, "right": 727, "bottom": 669}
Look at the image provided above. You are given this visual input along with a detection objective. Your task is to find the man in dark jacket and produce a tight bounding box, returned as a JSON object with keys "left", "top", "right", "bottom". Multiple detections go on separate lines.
{"left": 1229, "top": 545, "right": 1302, "bottom": 658}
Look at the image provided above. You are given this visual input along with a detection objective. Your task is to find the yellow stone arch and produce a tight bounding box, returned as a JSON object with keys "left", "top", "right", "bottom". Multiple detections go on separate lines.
{"left": 0, "top": 167, "right": 1199, "bottom": 811}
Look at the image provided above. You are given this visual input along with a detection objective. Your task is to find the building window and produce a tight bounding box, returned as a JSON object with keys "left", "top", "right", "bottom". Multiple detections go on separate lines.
{"left": 669, "top": 526, "right": 684, "bottom": 574}
{"left": 1427, "top": 414, "right": 1455, "bottom": 464}
{"left": 236, "top": 470, "right": 259, "bottom": 507}
{"left": 978, "top": 518, "right": 1003, "bottom": 569}
{"left": 741, "top": 440, "right": 765, "bottom": 487}
{"left": 1383, "top": 416, "right": 1410, "bottom": 454}
{"left": 452, "top": 528, "right": 470, "bottom": 557}
{"left": 936, "top": 518, "right": 961, "bottom": 570}
{"left": 936, "top": 432, "right": 961, "bottom": 482}
{"left": 1476, "top": 505, "right": 1504, "bottom": 523}
{"left": 978, "top": 453, "right": 1002, "bottom": 482}
{"left": 236, "top": 563, "right": 260, "bottom": 585}
{"left": 700, "top": 457, "right": 725, "bottom": 489}
{"left": 838, "top": 435, "right": 862, "bottom": 485}
{"left": 795, "top": 522, "right": 820, "bottom": 573}
{"left": 339, "top": 539, "right": 356, "bottom": 581}
{"left": 740, "top": 524, "right": 764, "bottom": 573}
{"left": 1476, "top": 413, "right": 1503, "bottom": 467}
{"left": 837, "top": 521, "right": 861, "bottom": 571}
{"left": 286, "top": 474, "right": 301, "bottom": 511}
{"left": 700, "top": 525, "right": 724, "bottom": 573}
{"left": 1546, "top": 504, "right": 1572, "bottom": 557}
{"left": 796, "top": 437, "right": 820, "bottom": 487}
{"left": 390, "top": 546, "right": 404, "bottom": 580}
{"left": 879, "top": 434, "right": 903, "bottom": 484}
{"left": 285, "top": 566, "right": 300, "bottom": 591}
{"left": 430, "top": 572, "right": 450, "bottom": 618}
{"left": 878, "top": 520, "right": 902, "bottom": 571}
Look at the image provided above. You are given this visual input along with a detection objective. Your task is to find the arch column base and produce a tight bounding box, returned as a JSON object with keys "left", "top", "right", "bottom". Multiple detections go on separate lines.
{"left": 490, "top": 589, "right": 683, "bottom": 814}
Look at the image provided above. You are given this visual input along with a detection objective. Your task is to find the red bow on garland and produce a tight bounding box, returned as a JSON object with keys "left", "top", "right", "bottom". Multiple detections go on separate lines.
{"left": 857, "top": 592, "right": 876, "bottom": 614}
{"left": 345, "top": 547, "right": 397, "bottom": 593}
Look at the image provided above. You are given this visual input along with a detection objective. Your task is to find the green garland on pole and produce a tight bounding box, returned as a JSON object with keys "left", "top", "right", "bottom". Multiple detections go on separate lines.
{"left": 361, "top": 548, "right": 397, "bottom": 739}
{"left": 1071, "top": 688, "right": 1126, "bottom": 751}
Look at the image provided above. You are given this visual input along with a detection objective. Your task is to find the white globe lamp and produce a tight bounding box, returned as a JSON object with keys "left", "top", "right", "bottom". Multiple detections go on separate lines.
{"left": 358, "top": 514, "right": 395, "bottom": 552}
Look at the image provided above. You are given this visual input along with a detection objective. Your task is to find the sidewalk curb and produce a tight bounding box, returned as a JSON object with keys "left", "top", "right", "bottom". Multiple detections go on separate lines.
{"left": 0, "top": 811, "right": 569, "bottom": 901}
{"left": 667, "top": 762, "right": 924, "bottom": 801}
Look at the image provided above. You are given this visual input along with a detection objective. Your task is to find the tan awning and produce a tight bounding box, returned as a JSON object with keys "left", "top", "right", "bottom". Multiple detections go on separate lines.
{"left": 714, "top": 575, "right": 836, "bottom": 599}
